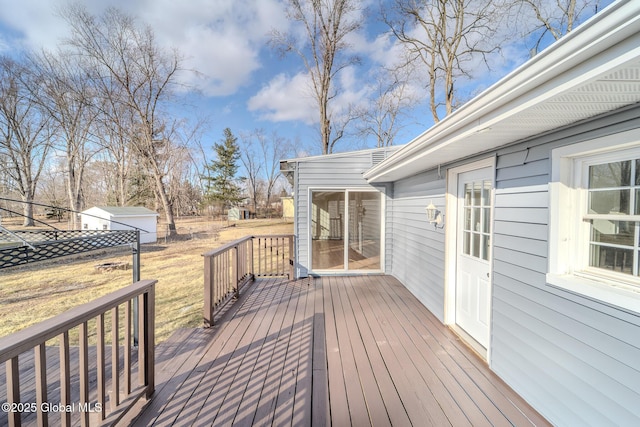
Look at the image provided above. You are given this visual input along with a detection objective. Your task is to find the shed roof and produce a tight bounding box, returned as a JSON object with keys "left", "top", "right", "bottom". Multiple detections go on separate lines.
{"left": 365, "top": 0, "right": 640, "bottom": 183}
{"left": 82, "top": 206, "right": 159, "bottom": 217}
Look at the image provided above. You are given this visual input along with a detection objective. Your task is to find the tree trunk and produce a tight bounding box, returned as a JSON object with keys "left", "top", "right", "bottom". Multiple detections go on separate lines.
{"left": 66, "top": 157, "right": 85, "bottom": 229}
{"left": 154, "top": 173, "right": 177, "bottom": 236}
{"left": 22, "top": 196, "right": 34, "bottom": 226}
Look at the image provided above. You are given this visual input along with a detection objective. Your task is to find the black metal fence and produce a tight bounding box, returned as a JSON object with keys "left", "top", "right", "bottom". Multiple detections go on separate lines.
{"left": 0, "top": 230, "right": 138, "bottom": 269}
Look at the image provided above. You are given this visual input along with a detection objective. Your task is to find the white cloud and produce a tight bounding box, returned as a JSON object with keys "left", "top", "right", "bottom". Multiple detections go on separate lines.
{"left": 0, "top": 0, "right": 70, "bottom": 52}
{"left": 122, "top": 0, "right": 289, "bottom": 95}
{"left": 247, "top": 72, "right": 317, "bottom": 124}
{"left": 0, "top": 0, "right": 288, "bottom": 96}
{"left": 247, "top": 62, "right": 374, "bottom": 128}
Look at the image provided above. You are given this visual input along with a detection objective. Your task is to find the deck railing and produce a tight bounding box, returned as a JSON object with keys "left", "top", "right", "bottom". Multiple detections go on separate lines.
{"left": 0, "top": 280, "right": 156, "bottom": 426}
{"left": 203, "top": 234, "right": 294, "bottom": 327}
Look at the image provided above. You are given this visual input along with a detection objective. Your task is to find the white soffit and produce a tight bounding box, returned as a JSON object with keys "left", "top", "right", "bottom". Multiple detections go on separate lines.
{"left": 364, "top": 0, "right": 640, "bottom": 183}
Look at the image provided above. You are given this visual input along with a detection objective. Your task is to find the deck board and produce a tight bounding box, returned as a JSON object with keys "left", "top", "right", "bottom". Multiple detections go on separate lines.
{"left": 335, "top": 277, "right": 391, "bottom": 427}
{"left": 142, "top": 274, "right": 550, "bottom": 426}
{"left": 3, "top": 275, "right": 550, "bottom": 426}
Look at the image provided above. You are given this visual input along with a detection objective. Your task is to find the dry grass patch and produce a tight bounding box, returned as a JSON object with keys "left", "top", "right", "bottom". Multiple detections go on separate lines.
{"left": 0, "top": 218, "right": 293, "bottom": 343}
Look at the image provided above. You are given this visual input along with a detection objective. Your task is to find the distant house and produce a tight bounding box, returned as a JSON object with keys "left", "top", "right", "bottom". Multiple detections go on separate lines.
{"left": 281, "top": 2, "right": 640, "bottom": 426}
{"left": 281, "top": 196, "right": 294, "bottom": 220}
{"left": 80, "top": 206, "right": 159, "bottom": 244}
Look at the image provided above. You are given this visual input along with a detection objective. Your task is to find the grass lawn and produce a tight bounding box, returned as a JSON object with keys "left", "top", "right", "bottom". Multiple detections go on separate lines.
{"left": 0, "top": 217, "right": 293, "bottom": 344}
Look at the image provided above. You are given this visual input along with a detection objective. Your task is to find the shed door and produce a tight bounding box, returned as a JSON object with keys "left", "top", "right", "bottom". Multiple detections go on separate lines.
{"left": 455, "top": 167, "right": 492, "bottom": 349}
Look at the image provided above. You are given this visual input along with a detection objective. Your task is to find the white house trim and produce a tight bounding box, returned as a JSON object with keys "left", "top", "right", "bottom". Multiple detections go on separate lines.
{"left": 547, "top": 129, "right": 640, "bottom": 315}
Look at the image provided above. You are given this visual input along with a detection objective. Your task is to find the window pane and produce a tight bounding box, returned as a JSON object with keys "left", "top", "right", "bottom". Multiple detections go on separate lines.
{"left": 463, "top": 231, "right": 470, "bottom": 255}
{"left": 481, "top": 235, "right": 490, "bottom": 261}
{"left": 465, "top": 184, "right": 471, "bottom": 206}
{"left": 588, "top": 190, "right": 630, "bottom": 214}
{"left": 482, "top": 181, "right": 491, "bottom": 206}
{"left": 472, "top": 233, "right": 480, "bottom": 258}
{"left": 472, "top": 208, "right": 481, "bottom": 231}
{"left": 483, "top": 208, "right": 490, "bottom": 234}
{"left": 591, "top": 220, "right": 634, "bottom": 247}
{"left": 636, "top": 159, "right": 640, "bottom": 186}
{"left": 589, "top": 161, "right": 631, "bottom": 188}
{"left": 473, "top": 182, "right": 482, "bottom": 206}
{"left": 590, "top": 245, "right": 633, "bottom": 275}
{"left": 464, "top": 207, "right": 471, "bottom": 231}
{"left": 636, "top": 189, "right": 640, "bottom": 215}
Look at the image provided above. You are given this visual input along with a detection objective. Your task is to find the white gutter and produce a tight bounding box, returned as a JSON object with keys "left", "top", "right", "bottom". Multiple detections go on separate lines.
{"left": 364, "top": 0, "right": 640, "bottom": 183}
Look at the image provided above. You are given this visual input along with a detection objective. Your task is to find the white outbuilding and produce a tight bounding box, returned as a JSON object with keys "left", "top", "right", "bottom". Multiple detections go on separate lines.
{"left": 80, "top": 206, "right": 159, "bottom": 244}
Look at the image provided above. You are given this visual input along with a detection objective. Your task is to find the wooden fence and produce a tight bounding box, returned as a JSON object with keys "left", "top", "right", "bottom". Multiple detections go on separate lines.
{"left": 0, "top": 280, "right": 156, "bottom": 426}
{"left": 203, "top": 234, "right": 294, "bottom": 328}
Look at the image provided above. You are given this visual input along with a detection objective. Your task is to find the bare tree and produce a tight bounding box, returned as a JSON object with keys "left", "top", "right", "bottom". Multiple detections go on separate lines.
{"left": 514, "top": 0, "right": 604, "bottom": 55}
{"left": 271, "top": 0, "right": 363, "bottom": 154}
{"left": 95, "top": 105, "right": 135, "bottom": 206}
{"left": 239, "top": 132, "right": 263, "bottom": 214}
{"left": 257, "top": 130, "right": 291, "bottom": 214}
{"left": 385, "top": 0, "right": 505, "bottom": 124}
{"left": 0, "top": 57, "right": 54, "bottom": 226}
{"left": 29, "top": 49, "right": 99, "bottom": 228}
{"left": 63, "top": 5, "right": 183, "bottom": 235}
{"left": 161, "top": 120, "right": 203, "bottom": 217}
{"left": 355, "top": 62, "right": 419, "bottom": 147}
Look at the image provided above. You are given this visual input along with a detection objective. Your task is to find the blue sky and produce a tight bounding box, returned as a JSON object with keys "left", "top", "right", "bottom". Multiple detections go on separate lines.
{"left": 0, "top": 0, "right": 613, "bottom": 159}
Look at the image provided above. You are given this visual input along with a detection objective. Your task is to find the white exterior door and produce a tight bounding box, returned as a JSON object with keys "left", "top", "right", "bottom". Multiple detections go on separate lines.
{"left": 455, "top": 167, "right": 493, "bottom": 349}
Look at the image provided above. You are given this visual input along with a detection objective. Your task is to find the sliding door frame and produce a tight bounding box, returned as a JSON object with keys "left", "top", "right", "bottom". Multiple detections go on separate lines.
{"left": 308, "top": 187, "right": 385, "bottom": 275}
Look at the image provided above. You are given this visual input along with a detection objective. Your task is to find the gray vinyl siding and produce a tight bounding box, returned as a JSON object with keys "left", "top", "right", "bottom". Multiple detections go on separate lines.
{"left": 383, "top": 104, "right": 640, "bottom": 426}
{"left": 292, "top": 150, "right": 387, "bottom": 277}
{"left": 388, "top": 170, "right": 446, "bottom": 320}
{"left": 488, "top": 105, "right": 640, "bottom": 426}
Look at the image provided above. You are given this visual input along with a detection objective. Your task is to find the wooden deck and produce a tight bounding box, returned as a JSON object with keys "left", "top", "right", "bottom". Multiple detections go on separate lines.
{"left": 134, "top": 275, "right": 549, "bottom": 426}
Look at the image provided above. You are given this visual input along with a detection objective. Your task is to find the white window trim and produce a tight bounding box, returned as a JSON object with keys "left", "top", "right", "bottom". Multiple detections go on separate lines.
{"left": 548, "top": 128, "right": 640, "bottom": 315}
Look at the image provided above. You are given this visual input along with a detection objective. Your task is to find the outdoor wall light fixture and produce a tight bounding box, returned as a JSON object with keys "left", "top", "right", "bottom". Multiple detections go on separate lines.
{"left": 425, "top": 201, "right": 445, "bottom": 229}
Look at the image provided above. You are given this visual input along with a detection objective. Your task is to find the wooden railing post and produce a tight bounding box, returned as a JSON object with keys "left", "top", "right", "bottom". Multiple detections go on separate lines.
{"left": 60, "top": 332, "right": 71, "bottom": 427}
{"left": 288, "top": 235, "right": 295, "bottom": 279}
{"left": 96, "top": 313, "right": 106, "bottom": 422}
{"left": 249, "top": 236, "right": 255, "bottom": 276}
{"left": 35, "top": 343, "right": 48, "bottom": 426}
{"left": 204, "top": 254, "right": 214, "bottom": 328}
{"left": 6, "top": 357, "right": 20, "bottom": 427}
{"left": 144, "top": 286, "right": 155, "bottom": 398}
{"left": 233, "top": 246, "right": 240, "bottom": 299}
{"left": 79, "top": 322, "right": 90, "bottom": 427}
{"left": 111, "top": 306, "right": 120, "bottom": 410}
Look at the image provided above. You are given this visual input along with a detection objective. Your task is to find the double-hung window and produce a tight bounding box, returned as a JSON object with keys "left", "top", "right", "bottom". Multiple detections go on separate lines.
{"left": 548, "top": 130, "right": 640, "bottom": 314}
{"left": 586, "top": 157, "right": 640, "bottom": 276}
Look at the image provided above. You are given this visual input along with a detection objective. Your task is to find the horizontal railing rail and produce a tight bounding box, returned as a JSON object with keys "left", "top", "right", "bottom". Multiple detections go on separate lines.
{"left": 203, "top": 234, "right": 294, "bottom": 327}
{"left": 0, "top": 280, "right": 156, "bottom": 426}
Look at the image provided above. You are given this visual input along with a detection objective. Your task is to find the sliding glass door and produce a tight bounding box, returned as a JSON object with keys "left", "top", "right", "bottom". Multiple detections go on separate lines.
{"left": 311, "top": 190, "right": 381, "bottom": 272}
{"left": 310, "top": 191, "right": 345, "bottom": 270}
